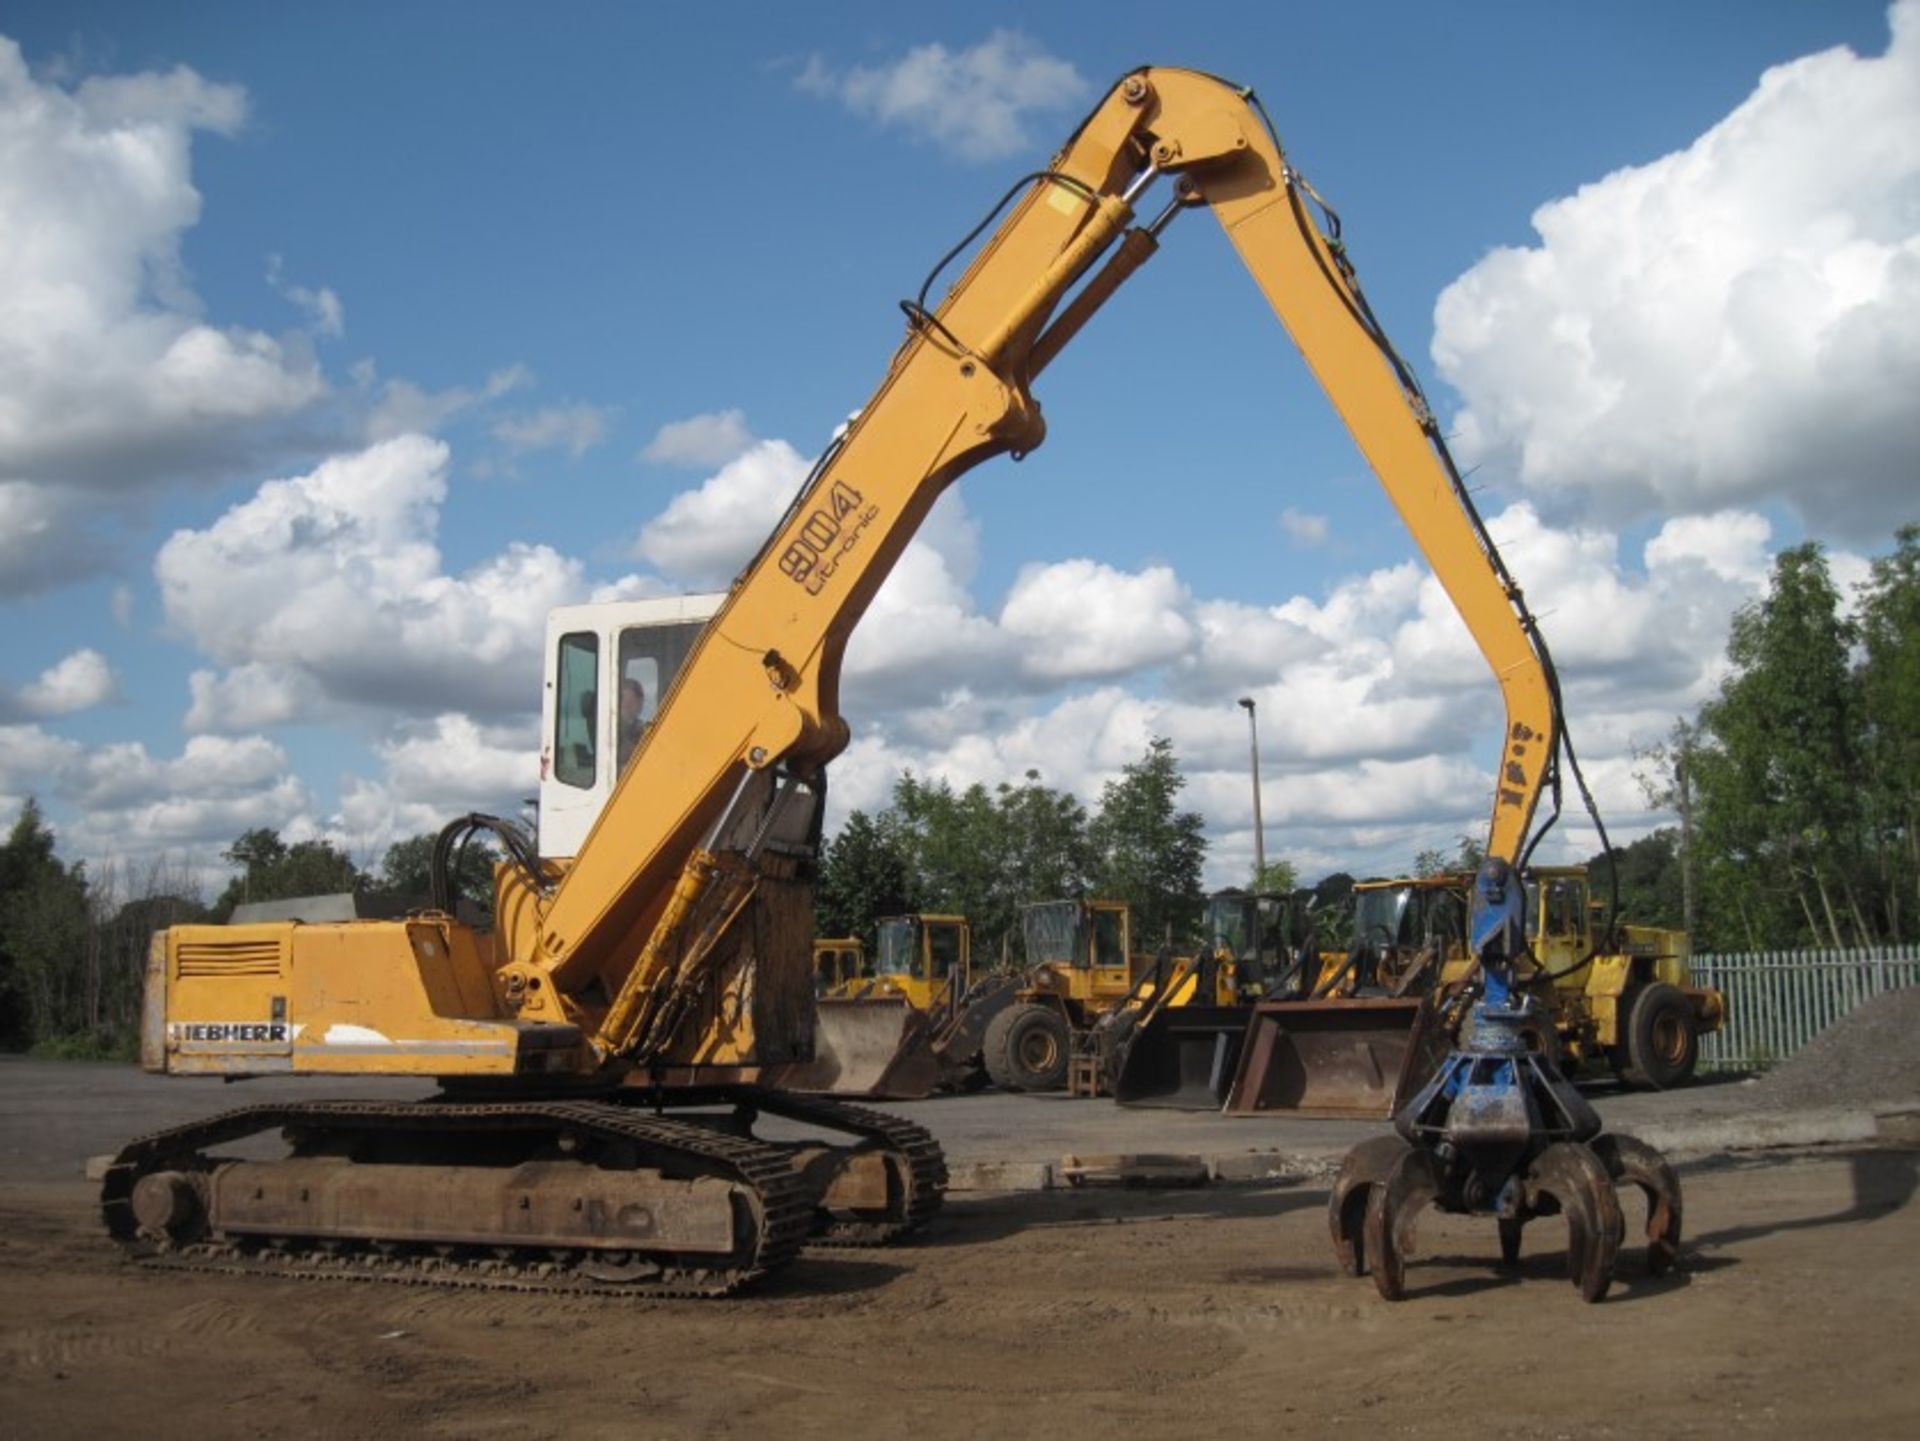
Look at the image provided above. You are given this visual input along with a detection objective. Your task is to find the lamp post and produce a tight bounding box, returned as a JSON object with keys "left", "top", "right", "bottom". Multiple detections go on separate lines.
{"left": 1238, "top": 697, "right": 1265, "bottom": 888}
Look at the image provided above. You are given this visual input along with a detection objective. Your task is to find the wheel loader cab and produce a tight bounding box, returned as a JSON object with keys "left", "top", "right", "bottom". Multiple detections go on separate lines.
{"left": 813, "top": 938, "right": 868, "bottom": 995}
{"left": 872, "top": 914, "right": 970, "bottom": 1012}
{"left": 1340, "top": 878, "right": 1468, "bottom": 997}
{"left": 1526, "top": 869, "right": 1592, "bottom": 978}
{"left": 1203, "top": 890, "right": 1302, "bottom": 1001}
{"left": 537, "top": 594, "right": 725, "bottom": 860}
{"left": 1021, "top": 899, "right": 1135, "bottom": 1000}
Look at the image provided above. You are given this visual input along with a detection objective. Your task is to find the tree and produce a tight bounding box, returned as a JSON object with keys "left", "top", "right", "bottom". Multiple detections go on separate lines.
{"left": 1583, "top": 830, "right": 1685, "bottom": 932}
{"left": 213, "top": 829, "right": 365, "bottom": 919}
{"left": 0, "top": 800, "right": 91, "bottom": 1050}
{"left": 1251, "top": 859, "right": 1299, "bottom": 895}
{"left": 1857, "top": 525, "right": 1920, "bottom": 942}
{"left": 1412, "top": 833, "right": 1485, "bottom": 879}
{"left": 1634, "top": 719, "right": 1701, "bottom": 936}
{"left": 1693, "top": 544, "right": 1864, "bottom": 948}
{"left": 1308, "top": 871, "right": 1356, "bottom": 949}
{"left": 376, "top": 832, "right": 498, "bottom": 916}
{"left": 885, "top": 773, "right": 1007, "bottom": 950}
{"left": 991, "top": 770, "right": 1097, "bottom": 942}
{"left": 815, "top": 810, "right": 914, "bottom": 944}
{"left": 1087, "top": 737, "right": 1208, "bottom": 951}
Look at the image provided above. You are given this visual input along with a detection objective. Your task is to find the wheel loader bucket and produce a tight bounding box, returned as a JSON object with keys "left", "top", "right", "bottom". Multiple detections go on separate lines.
{"left": 1222, "top": 997, "right": 1447, "bottom": 1120}
{"left": 1112, "top": 1005, "right": 1250, "bottom": 1110}
{"left": 780, "top": 998, "right": 942, "bottom": 1100}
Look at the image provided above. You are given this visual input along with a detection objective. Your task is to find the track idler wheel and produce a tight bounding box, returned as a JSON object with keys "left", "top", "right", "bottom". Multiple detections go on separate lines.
{"left": 1591, "top": 1132, "right": 1682, "bottom": 1277}
{"left": 1326, "top": 1135, "right": 1413, "bottom": 1277}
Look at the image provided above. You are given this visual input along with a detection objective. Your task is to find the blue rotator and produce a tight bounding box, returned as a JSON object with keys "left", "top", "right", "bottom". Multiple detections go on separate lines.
{"left": 1327, "top": 858, "right": 1682, "bottom": 1302}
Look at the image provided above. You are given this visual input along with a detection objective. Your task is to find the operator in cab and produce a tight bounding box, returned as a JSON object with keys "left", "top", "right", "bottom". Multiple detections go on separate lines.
{"left": 617, "top": 676, "right": 647, "bottom": 770}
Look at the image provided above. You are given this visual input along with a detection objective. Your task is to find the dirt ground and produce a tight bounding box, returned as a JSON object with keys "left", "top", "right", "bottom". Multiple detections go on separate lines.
{"left": 4, "top": 1146, "right": 1917, "bottom": 1441}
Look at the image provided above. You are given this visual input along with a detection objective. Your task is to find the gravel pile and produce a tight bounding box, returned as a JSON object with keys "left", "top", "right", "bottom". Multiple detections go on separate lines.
{"left": 1757, "top": 985, "right": 1920, "bottom": 1109}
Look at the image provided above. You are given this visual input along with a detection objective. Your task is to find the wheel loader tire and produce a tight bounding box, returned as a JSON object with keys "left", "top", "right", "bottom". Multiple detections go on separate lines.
{"left": 1618, "top": 982, "right": 1698, "bottom": 1091}
{"left": 983, "top": 1003, "right": 1072, "bottom": 1092}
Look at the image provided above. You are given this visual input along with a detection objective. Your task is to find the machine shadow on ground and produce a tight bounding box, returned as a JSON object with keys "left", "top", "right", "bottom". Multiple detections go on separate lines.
{"left": 1687, "top": 1148, "right": 1919, "bottom": 1251}
{"left": 914, "top": 1177, "right": 1331, "bottom": 1252}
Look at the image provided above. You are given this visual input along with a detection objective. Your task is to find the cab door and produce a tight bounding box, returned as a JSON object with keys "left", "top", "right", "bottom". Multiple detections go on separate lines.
{"left": 1532, "top": 873, "right": 1590, "bottom": 978}
{"left": 537, "top": 594, "right": 724, "bottom": 859}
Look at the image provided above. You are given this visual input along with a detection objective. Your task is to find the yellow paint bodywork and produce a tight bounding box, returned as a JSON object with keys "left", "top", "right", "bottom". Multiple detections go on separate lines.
{"left": 836, "top": 915, "right": 972, "bottom": 1013}
{"left": 155, "top": 918, "right": 582, "bottom": 1077}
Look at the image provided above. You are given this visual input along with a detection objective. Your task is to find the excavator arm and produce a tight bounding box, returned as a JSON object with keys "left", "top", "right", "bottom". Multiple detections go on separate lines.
{"left": 503, "top": 66, "right": 1561, "bottom": 1060}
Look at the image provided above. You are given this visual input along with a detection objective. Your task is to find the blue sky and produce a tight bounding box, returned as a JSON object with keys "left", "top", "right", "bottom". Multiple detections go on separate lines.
{"left": 0, "top": 1, "right": 1913, "bottom": 891}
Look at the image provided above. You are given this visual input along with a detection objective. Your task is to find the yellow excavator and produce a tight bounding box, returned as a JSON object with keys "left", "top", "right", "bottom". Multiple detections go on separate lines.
{"left": 111, "top": 64, "right": 1638, "bottom": 1298}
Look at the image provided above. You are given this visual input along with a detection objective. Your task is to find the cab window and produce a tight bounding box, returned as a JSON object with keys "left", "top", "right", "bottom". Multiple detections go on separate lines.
{"left": 554, "top": 632, "right": 598, "bottom": 789}
{"left": 927, "top": 924, "right": 961, "bottom": 981}
{"left": 614, "top": 620, "right": 704, "bottom": 771}
{"left": 1091, "top": 909, "right": 1125, "bottom": 969}
{"left": 1542, "top": 878, "right": 1584, "bottom": 940}
{"left": 877, "top": 921, "right": 916, "bottom": 977}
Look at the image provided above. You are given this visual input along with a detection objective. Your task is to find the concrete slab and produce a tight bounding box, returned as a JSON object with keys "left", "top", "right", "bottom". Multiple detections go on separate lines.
{"left": 6, "top": 1058, "right": 1913, "bottom": 1198}
{"left": 1057, "top": 1153, "right": 1212, "bottom": 1188}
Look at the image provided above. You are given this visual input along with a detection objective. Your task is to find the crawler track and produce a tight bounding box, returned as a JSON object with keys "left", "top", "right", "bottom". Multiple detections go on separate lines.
{"left": 100, "top": 1099, "right": 815, "bottom": 1299}
{"left": 725, "top": 1090, "right": 947, "bottom": 1246}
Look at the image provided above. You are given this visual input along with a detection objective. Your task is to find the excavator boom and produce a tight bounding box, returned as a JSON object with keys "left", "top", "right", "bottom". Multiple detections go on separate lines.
{"left": 514, "top": 68, "right": 1559, "bottom": 1048}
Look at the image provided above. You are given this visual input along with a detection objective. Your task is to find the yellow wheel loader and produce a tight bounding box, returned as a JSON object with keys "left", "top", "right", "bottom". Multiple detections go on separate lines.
{"left": 812, "top": 936, "right": 870, "bottom": 993}
{"left": 780, "top": 914, "right": 1022, "bottom": 1099}
{"left": 1221, "top": 868, "right": 1725, "bottom": 1118}
{"left": 981, "top": 898, "right": 1163, "bottom": 1091}
{"left": 1441, "top": 865, "right": 1724, "bottom": 1088}
{"left": 116, "top": 65, "right": 1634, "bottom": 1298}
{"left": 1107, "top": 889, "right": 1312, "bottom": 1108}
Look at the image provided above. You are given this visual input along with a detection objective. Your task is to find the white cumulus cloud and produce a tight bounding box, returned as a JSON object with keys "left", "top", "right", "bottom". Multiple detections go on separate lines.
{"left": 1433, "top": 1, "right": 1920, "bottom": 539}
{"left": 9, "top": 649, "right": 120, "bottom": 718}
{"left": 641, "top": 408, "right": 756, "bottom": 468}
{"left": 0, "top": 40, "right": 328, "bottom": 594}
{"left": 796, "top": 31, "right": 1090, "bottom": 162}
{"left": 633, "top": 438, "right": 809, "bottom": 587}
{"left": 156, "top": 434, "right": 586, "bottom": 721}
{"left": 1000, "top": 559, "right": 1195, "bottom": 681}
{"left": 0, "top": 724, "right": 312, "bottom": 878}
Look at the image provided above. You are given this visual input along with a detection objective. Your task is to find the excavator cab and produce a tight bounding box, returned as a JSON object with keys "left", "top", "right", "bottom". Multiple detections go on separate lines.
{"left": 537, "top": 594, "right": 725, "bottom": 860}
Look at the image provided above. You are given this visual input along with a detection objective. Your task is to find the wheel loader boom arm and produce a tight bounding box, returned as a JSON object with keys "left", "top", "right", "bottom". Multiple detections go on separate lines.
{"left": 520, "top": 67, "right": 1558, "bottom": 1039}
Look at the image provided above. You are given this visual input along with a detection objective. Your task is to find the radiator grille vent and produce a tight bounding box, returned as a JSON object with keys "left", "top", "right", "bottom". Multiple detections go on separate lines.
{"left": 176, "top": 939, "right": 285, "bottom": 979}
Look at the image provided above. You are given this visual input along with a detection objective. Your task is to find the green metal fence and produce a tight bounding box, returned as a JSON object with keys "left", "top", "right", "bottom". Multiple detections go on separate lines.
{"left": 1690, "top": 944, "right": 1920, "bottom": 1071}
